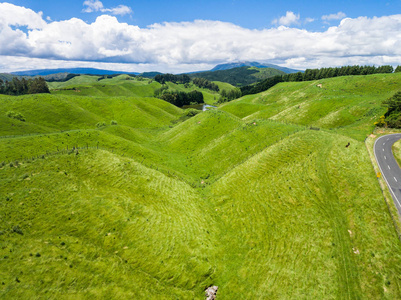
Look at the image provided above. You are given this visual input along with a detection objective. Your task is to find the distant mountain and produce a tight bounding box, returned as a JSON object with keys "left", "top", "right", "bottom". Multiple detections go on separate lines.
{"left": 211, "top": 62, "right": 301, "bottom": 74}
{"left": 188, "top": 66, "right": 286, "bottom": 87}
{"left": 12, "top": 68, "right": 139, "bottom": 76}
{"left": 1, "top": 72, "right": 79, "bottom": 83}
{"left": 0, "top": 73, "right": 18, "bottom": 82}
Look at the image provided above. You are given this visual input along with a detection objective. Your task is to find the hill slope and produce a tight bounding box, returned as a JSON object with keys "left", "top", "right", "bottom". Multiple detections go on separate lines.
{"left": 1, "top": 73, "right": 401, "bottom": 299}
{"left": 220, "top": 73, "right": 401, "bottom": 140}
{"left": 211, "top": 61, "right": 301, "bottom": 73}
{"left": 188, "top": 66, "right": 286, "bottom": 86}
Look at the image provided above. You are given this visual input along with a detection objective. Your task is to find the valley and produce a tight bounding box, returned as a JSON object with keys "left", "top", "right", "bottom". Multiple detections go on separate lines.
{"left": 1, "top": 71, "right": 401, "bottom": 299}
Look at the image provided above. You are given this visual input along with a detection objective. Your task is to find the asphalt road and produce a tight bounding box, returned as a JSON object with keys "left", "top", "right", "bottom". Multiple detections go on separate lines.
{"left": 374, "top": 134, "right": 401, "bottom": 217}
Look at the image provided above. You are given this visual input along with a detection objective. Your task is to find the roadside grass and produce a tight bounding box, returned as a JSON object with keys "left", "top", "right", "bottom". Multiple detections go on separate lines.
{"left": 392, "top": 138, "right": 401, "bottom": 169}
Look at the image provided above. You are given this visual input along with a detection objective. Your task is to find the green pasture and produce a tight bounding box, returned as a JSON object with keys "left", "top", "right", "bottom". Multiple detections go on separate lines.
{"left": 220, "top": 73, "right": 401, "bottom": 140}
{"left": 1, "top": 72, "right": 401, "bottom": 299}
{"left": 48, "top": 74, "right": 233, "bottom": 105}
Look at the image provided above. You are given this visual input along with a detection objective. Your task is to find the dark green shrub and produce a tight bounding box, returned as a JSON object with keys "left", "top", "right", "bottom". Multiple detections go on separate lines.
{"left": 96, "top": 121, "right": 106, "bottom": 128}
{"left": 184, "top": 108, "right": 200, "bottom": 117}
{"left": 6, "top": 111, "right": 25, "bottom": 122}
{"left": 12, "top": 225, "right": 23, "bottom": 235}
{"left": 110, "top": 120, "right": 118, "bottom": 125}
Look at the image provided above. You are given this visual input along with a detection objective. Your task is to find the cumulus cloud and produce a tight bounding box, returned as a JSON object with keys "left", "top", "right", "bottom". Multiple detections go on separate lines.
{"left": 273, "top": 11, "right": 300, "bottom": 26}
{"left": 322, "top": 12, "right": 347, "bottom": 21}
{"left": 82, "top": 0, "right": 104, "bottom": 13}
{"left": 1, "top": 3, "right": 401, "bottom": 73}
{"left": 82, "top": 0, "right": 132, "bottom": 16}
{"left": 0, "top": 2, "right": 46, "bottom": 29}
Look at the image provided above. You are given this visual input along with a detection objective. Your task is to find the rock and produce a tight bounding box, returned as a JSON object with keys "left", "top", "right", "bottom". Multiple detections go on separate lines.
{"left": 205, "top": 286, "right": 218, "bottom": 300}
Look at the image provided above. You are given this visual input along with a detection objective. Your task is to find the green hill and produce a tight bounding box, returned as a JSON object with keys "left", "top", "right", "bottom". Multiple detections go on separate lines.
{"left": 48, "top": 74, "right": 233, "bottom": 105}
{"left": 188, "top": 66, "right": 286, "bottom": 86}
{"left": 220, "top": 73, "right": 401, "bottom": 140}
{"left": 1, "top": 72, "right": 401, "bottom": 299}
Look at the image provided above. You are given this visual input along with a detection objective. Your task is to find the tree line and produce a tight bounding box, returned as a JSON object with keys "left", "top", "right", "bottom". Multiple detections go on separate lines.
{"left": 154, "top": 74, "right": 191, "bottom": 84}
{"left": 241, "top": 65, "right": 398, "bottom": 96}
{"left": 154, "top": 73, "right": 220, "bottom": 92}
{"left": 0, "top": 77, "right": 50, "bottom": 95}
{"left": 192, "top": 77, "right": 219, "bottom": 91}
{"left": 160, "top": 90, "right": 204, "bottom": 107}
{"left": 218, "top": 88, "right": 242, "bottom": 103}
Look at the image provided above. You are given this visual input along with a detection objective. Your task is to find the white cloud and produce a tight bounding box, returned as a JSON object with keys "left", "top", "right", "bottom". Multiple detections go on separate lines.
{"left": 103, "top": 5, "right": 132, "bottom": 16}
{"left": 273, "top": 11, "right": 300, "bottom": 26}
{"left": 1, "top": 4, "right": 401, "bottom": 73}
{"left": 305, "top": 17, "right": 315, "bottom": 24}
{"left": 0, "top": 3, "right": 47, "bottom": 29}
{"left": 322, "top": 12, "right": 347, "bottom": 21}
{"left": 82, "top": 0, "right": 132, "bottom": 16}
{"left": 82, "top": 0, "right": 104, "bottom": 13}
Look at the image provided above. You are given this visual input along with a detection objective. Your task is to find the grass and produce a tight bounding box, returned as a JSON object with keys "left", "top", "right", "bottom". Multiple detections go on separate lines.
{"left": 0, "top": 93, "right": 182, "bottom": 136}
{"left": 211, "top": 130, "right": 401, "bottom": 298}
{"left": 1, "top": 73, "right": 401, "bottom": 299}
{"left": 0, "top": 150, "right": 216, "bottom": 298}
{"left": 220, "top": 73, "right": 401, "bottom": 140}
{"left": 49, "top": 74, "right": 229, "bottom": 105}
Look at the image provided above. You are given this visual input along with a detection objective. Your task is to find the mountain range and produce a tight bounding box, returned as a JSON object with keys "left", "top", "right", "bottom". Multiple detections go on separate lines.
{"left": 9, "top": 62, "right": 300, "bottom": 77}
{"left": 210, "top": 61, "right": 300, "bottom": 73}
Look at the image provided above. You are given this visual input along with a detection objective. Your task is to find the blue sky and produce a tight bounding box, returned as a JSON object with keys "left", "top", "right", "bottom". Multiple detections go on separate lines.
{"left": 1, "top": 0, "right": 401, "bottom": 72}
{"left": 7, "top": 0, "right": 401, "bottom": 30}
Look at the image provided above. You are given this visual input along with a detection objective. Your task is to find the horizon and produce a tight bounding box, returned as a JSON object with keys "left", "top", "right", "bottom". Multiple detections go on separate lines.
{"left": 1, "top": 1, "right": 401, "bottom": 73}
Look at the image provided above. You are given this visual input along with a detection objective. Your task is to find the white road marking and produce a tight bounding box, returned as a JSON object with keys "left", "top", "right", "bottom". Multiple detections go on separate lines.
{"left": 388, "top": 165, "right": 391, "bottom": 170}
{"left": 383, "top": 148, "right": 385, "bottom": 151}
{"left": 383, "top": 142, "right": 386, "bottom": 145}
{"left": 384, "top": 156, "right": 387, "bottom": 160}
{"left": 395, "top": 177, "right": 398, "bottom": 182}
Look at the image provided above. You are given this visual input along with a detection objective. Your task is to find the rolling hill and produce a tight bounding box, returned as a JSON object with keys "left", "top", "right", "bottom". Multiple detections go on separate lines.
{"left": 1, "top": 72, "right": 401, "bottom": 299}
{"left": 48, "top": 74, "right": 235, "bottom": 105}
{"left": 188, "top": 66, "right": 286, "bottom": 86}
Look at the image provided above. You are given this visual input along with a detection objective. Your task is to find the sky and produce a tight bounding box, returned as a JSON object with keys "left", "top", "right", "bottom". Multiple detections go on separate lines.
{"left": 1, "top": 0, "right": 401, "bottom": 73}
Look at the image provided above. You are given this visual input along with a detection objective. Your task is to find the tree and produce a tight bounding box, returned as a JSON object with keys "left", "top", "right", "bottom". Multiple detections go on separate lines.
{"left": 382, "top": 92, "right": 401, "bottom": 127}
{"left": 395, "top": 66, "right": 401, "bottom": 73}
{"left": 28, "top": 77, "right": 50, "bottom": 94}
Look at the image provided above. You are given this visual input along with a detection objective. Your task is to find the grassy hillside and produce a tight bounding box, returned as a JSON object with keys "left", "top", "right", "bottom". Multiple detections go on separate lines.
{"left": 220, "top": 73, "right": 401, "bottom": 140}
{"left": 49, "top": 75, "right": 162, "bottom": 98}
{"left": 1, "top": 73, "right": 401, "bottom": 299}
{"left": 48, "top": 74, "right": 232, "bottom": 105}
{"left": 0, "top": 150, "right": 216, "bottom": 299}
{"left": 0, "top": 94, "right": 181, "bottom": 136}
{"left": 189, "top": 66, "right": 286, "bottom": 86}
{"left": 211, "top": 130, "right": 401, "bottom": 298}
